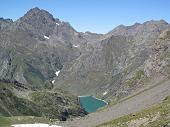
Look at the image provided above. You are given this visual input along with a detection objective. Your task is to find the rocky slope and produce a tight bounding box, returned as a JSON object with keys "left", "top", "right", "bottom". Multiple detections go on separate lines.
{"left": 0, "top": 7, "right": 170, "bottom": 111}
{"left": 0, "top": 7, "right": 89, "bottom": 120}
{"left": 54, "top": 20, "right": 170, "bottom": 101}
{"left": 97, "top": 96, "right": 170, "bottom": 127}
{"left": 0, "top": 7, "right": 87, "bottom": 89}
{"left": 60, "top": 78, "right": 170, "bottom": 127}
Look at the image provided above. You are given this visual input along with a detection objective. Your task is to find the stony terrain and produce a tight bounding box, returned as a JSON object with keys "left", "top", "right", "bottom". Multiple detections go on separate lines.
{"left": 96, "top": 96, "right": 170, "bottom": 127}
{"left": 55, "top": 19, "right": 170, "bottom": 102}
{"left": 60, "top": 78, "right": 170, "bottom": 127}
{"left": 0, "top": 7, "right": 170, "bottom": 127}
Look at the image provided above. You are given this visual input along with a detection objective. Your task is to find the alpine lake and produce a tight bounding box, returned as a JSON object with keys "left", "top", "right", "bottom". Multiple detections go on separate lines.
{"left": 79, "top": 96, "right": 107, "bottom": 113}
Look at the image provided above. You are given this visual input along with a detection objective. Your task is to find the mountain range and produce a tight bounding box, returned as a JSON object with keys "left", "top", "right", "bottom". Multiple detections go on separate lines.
{"left": 0, "top": 7, "right": 170, "bottom": 124}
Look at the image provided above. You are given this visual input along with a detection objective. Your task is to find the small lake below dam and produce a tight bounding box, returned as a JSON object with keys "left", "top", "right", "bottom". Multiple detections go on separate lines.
{"left": 79, "top": 96, "right": 107, "bottom": 113}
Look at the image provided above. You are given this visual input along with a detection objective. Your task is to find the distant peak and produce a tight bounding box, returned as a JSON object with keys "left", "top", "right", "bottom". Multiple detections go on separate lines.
{"left": 117, "top": 24, "right": 126, "bottom": 28}
{"left": 0, "top": 17, "right": 13, "bottom": 23}
{"left": 24, "top": 7, "right": 42, "bottom": 16}
{"left": 29, "top": 7, "right": 41, "bottom": 12}
{"left": 159, "top": 19, "right": 168, "bottom": 24}
{"left": 20, "top": 7, "right": 56, "bottom": 24}
{"left": 25, "top": 7, "right": 52, "bottom": 17}
{"left": 143, "top": 19, "right": 168, "bottom": 25}
{"left": 133, "top": 22, "right": 141, "bottom": 26}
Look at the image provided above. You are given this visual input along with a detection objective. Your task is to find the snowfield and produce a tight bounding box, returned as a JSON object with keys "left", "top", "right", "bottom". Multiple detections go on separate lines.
{"left": 44, "top": 35, "right": 50, "bottom": 39}
{"left": 12, "top": 123, "right": 62, "bottom": 127}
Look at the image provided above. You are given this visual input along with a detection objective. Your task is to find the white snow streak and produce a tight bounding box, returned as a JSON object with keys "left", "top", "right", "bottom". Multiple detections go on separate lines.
{"left": 103, "top": 91, "right": 108, "bottom": 95}
{"left": 55, "top": 70, "right": 60, "bottom": 77}
{"left": 73, "top": 45, "right": 79, "bottom": 48}
{"left": 12, "top": 123, "right": 62, "bottom": 127}
{"left": 52, "top": 80, "right": 55, "bottom": 84}
{"left": 44, "top": 35, "right": 50, "bottom": 39}
{"left": 56, "top": 23, "right": 60, "bottom": 26}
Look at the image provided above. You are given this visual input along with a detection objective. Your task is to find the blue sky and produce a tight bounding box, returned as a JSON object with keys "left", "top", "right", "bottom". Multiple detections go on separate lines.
{"left": 0, "top": 0, "right": 170, "bottom": 33}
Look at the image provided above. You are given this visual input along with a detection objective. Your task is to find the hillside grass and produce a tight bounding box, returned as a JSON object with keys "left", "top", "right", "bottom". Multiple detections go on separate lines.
{"left": 0, "top": 81, "right": 86, "bottom": 124}
{"left": 0, "top": 116, "right": 53, "bottom": 127}
{"left": 96, "top": 96, "right": 170, "bottom": 127}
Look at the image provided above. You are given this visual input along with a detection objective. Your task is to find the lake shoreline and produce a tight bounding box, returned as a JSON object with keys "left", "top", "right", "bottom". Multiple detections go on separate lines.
{"left": 78, "top": 95, "right": 108, "bottom": 104}
{"left": 78, "top": 95, "right": 108, "bottom": 113}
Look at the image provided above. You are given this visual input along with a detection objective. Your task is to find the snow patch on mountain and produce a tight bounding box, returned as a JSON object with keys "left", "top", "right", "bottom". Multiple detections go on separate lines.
{"left": 55, "top": 70, "right": 60, "bottom": 77}
{"left": 52, "top": 80, "right": 55, "bottom": 84}
{"left": 103, "top": 91, "right": 108, "bottom": 95}
{"left": 56, "top": 23, "right": 60, "bottom": 26}
{"left": 44, "top": 35, "right": 50, "bottom": 39}
{"left": 73, "top": 45, "right": 79, "bottom": 48}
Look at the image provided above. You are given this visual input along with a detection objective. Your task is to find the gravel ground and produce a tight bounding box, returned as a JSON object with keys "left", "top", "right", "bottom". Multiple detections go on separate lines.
{"left": 60, "top": 79, "right": 170, "bottom": 127}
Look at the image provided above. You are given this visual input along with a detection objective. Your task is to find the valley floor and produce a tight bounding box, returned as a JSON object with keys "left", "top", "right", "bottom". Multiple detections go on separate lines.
{"left": 60, "top": 79, "right": 170, "bottom": 127}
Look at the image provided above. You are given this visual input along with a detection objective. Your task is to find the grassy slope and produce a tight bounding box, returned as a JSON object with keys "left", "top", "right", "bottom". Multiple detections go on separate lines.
{"left": 0, "top": 116, "right": 52, "bottom": 127}
{"left": 0, "top": 81, "right": 86, "bottom": 126}
{"left": 0, "top": 81, "right": 42, "bottom": 117}
{"left": 96, "top": 96, "right": 170, "bottom": 127}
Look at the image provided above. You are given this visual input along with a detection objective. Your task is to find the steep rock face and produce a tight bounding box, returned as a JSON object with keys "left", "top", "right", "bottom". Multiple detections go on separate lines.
{"left": 0, "top": 8, "right": 85, "bottom": 88}
{"left": 54, "top": 35, "right": 134, "bottom": 95}
{"left": 0, "top": 18, "right": 13, "bottom": 31}
{"left": 144, "top": 27, "right": 170, "bottom": 77}
{"left": 54, "top": 20, "right": 170, "bottom": 100}
{"left": 17, "top": 7, "right": 57, "bottom": 36}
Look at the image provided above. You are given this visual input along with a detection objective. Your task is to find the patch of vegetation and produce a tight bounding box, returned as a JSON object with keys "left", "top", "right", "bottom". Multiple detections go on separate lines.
{"left": 30, "top": 91, "right": 86, "bottom": 119}
{"left": 125, "top": 69, "right": 145, "bottom": 87}
{"left": 0, "top": 116, "right": 53, "bottom": 127}
{"left": 0, "top": 82, "right": 42, "bottom": 117}
{"left": 96, "top": 96, "right": 170, "bottom": 127}
{"left": 0, "top": 81, "right": 86, "bottom": 122}
{"left": 24, "top": 63, "right": 45, "bottom": 87}
{"left": 0, "top": 116, "right": 11, "bottom": 127}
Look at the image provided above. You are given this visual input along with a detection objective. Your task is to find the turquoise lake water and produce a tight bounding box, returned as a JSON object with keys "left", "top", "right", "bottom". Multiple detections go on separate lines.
{"left": 79, "top": 96, "right": 107, "bottom": 113}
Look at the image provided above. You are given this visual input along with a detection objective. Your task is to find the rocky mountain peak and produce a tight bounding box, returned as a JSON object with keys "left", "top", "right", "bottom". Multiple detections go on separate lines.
{"left": 159, "top": 19, "right": 168, "bottom": 24}
{"left": 0, "top": 18, "right": 13, "bottom": 23}
{"left": 0, "top": 18, "right": 13, "bottom": 31}
{"left": 142, "top": 20, "right": 168, "bottom": 26}
{"left": 21, "top": 7, "right": 56, "bottom": 23}
{"left": 17, "top": 7, "right": 60, "bottom": 37}
{"left": 107, "top": 20, "right": 169, "bottom": 37}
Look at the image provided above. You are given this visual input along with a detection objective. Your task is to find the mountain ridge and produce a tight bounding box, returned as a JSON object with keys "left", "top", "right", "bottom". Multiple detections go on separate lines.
{"left": 0, "top": 7, "right": 170, "bottom": 123}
